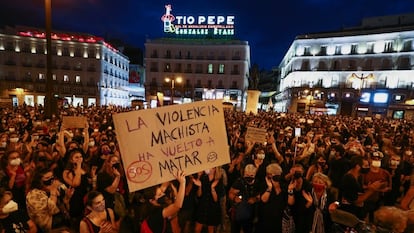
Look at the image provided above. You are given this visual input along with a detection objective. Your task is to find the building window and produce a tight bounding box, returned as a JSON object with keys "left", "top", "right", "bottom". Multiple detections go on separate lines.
{"left": 63, "top": 47, "right": 70, "bottom": 56}
{"left": 53, "top": 74, "right": 57, "bottom": 80}
{"left": 75, "top": 75, "right": 81, "bottom": 83}
{"left": 38, "top": 73, "right": 45, "bottom": 81}
{"left": 218, "top": 64, "right": 225, "bottom": 74}
{"left": 64, "top": 75, "right": 69, "bottom": 82}
{"left": 164, "top": 63, "right": 171, "bottom": 72}
{"left": 208, "top": 64, "right": 213, "bottom": 74}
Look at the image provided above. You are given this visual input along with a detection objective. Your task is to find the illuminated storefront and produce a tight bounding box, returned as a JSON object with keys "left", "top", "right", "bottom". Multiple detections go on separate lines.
{"left": 276, "top": 13, "right": 414, "bottom": 119}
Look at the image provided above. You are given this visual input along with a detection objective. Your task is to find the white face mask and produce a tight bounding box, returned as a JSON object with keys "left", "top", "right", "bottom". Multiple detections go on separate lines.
{"left": 8, "top": 128, "right": 15, "bottom": 133}
{"left": 256, "top": 153, "right": 265, "bottom": 160}
{"left": 204, "top": 169, "right": 210, "bottom": 175}
{"left": 88, "top": 141, "right": 95, "bottom": 147}
{"left": 9, "top": 138, "right": 19, "bottom": 143}
{"left": 390, "top": 160, "right": 400, "bottom": 166}
{"left": 9, "top": 158, "right": 21, "bottom": 166}
{"left": 2, "top": 200, "right": 18, "bottom": 214}
{"left": 372, "top": 160, "right": 381, "bottom": 168}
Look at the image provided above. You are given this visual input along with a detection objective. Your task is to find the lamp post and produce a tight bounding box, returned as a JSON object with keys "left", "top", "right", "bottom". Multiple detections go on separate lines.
{"left": 44, "top": 0, "right": 55, "bottom": 118}
{"left": 165, "top": 77, "right": 182, "bottom": 105}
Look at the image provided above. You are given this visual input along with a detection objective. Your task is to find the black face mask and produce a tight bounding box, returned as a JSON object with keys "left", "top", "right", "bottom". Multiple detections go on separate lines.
{"left": 294, "top": 172, "right": 303, "bottom": 179}
{"left": 157, "top": 195, "right": 168, "bottom": 205}
{"left": 272, "top": 175, "right": 281, "bottom": 182}
{"left": 43, "top": 177, "right": 54, "bottom": 186}
{"left": 360, "top": 168, "right": 370, "bottom": 174}
{"left": 244, "top": 177, "right": 255, "bottom": 183}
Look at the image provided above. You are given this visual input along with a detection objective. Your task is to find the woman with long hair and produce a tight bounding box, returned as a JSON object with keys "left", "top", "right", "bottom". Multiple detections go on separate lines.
{"left": 79, "top": 190, "right": 119, "bottom": 233}
{"left": 26, "top": 166, "right": 74, "bottom": 232}
{"left": 62, "top": 148, "right": 94, "bottom": 231}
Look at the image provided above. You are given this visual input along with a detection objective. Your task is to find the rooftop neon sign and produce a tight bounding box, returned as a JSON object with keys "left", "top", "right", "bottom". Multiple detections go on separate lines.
{"left": 161, "top": 4, "right": 235, "bottom": 36}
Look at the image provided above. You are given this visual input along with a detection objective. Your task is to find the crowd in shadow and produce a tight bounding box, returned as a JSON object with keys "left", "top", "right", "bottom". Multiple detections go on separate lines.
{"left": 0, "top": 104, "right": 412, "bottom": 233}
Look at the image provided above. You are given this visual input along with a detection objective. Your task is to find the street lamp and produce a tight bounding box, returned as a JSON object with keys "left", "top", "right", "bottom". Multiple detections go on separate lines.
{"left": 165, "top": 76, "right": 182, "bottom": 105}
{"left": 44, "top": 0, "right": 55, "bottom": 118}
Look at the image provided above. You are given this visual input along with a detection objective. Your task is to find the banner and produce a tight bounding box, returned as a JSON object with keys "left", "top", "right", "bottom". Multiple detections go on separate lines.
{"left": 62, "top": 116, "right": 87, "bottom": 128}
{"left": 113, "top": 100, "right": 230, "bottom": 192}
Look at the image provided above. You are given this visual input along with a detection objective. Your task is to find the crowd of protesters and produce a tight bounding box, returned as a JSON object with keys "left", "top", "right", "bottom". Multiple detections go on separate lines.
{"left": 0, "top": 103, "right": 413, "bottom": 232}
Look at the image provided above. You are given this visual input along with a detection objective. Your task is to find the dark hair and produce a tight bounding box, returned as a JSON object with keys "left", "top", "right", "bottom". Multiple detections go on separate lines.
{"left": 85, "top": 190, "right": 103, "bottom": 207}
{"left": 29, "top": 166, "right": 53, "bottom": 190}
{"left": 332, "top": 144, "right": 345, "bottom": 157}
{"left": 0, "top": 150, "right": 19, "bottom": 170}
{"left": 350, "top": 156, "right": 364, "bottom": 169}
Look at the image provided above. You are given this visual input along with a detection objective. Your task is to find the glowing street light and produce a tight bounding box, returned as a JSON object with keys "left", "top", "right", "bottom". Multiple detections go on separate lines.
{"left": 165, "top": 76, "right": 182, "bottom": 105}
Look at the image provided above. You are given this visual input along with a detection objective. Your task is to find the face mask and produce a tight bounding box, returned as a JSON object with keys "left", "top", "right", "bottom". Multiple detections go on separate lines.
{"left": 9, "top": 138, "right": 19, "bottom": 143}
{"left": 93, "top": 203, "right": 106, "bottom": 212}
{"left": 272, "top": 175, "right": 281, "bottom": 182}
{"left": 9, "top": 158, "right": 20, "bottom": 166}
{"left": 372, "top": 160, "right": 381, "bottom": 168}
{"left": 373, "top": 147, "right": 379, "bottom": 151}
{"left": 294, "top": 172, "right": 303, "bottom": 179}
{"left": 43, "top": 177, "right": 54, "bottom": 186}
{"left": 312, "top": 183, "right": 325, "bottom": 193}
{"left": 94, "top": 129, "right": 99, "bottom": 132}
{"left": 2, "top": 200, "right": 18, "bottom": 214}
{"left": 8, "top": 128, "right": 15, "bottom": 133}
{"left": 256, "top": 153, "right": 265, "bottom": 160}
{"left": 406, "top": 151, "right": 413, "bottom": 156}
{"left": 390, "top": 160, "right": 400, "bottom": 166}
{"left": 88, "top": 141, "right": 95, "bottom": 147}
{"left": 361, "top": 168, "right": 370, "bottom": 174}
{"left": 157, "top": 195, "right": 168, "bottom": 205}
{"left": 204, "top": 169, "right": 210, "bottom": 175}
{"left": 244, "top": 177, "right": 255, "bottom": 184}
{"left": 0, "top": 142, "right": 6, "bottom": 148}
{"left": 102, "top": 150, "right": 111, "bottom": 155}
{"left": 286, "top": 133, "right": 292, "bottom": 137}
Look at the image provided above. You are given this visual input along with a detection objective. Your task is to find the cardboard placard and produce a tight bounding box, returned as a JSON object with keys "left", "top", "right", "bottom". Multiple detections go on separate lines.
{"left": 245, "top": 126, "right": 267, "bottom": 143}
{"left": 62, "top": 116, "right": 87, "bottom": 128}
{"left": 113, "top": 100, "right": 230, "bottom": 192}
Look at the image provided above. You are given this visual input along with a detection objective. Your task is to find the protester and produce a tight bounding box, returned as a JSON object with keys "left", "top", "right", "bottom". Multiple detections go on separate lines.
{"left": 139, "top": 170, "right": 186, "bottom": 233}
{"left": 26, "top": 166, "right": 74, "bottom": 232}
{"left": 228, "top": 164, "right": 260, "bottom": 233}
{"left": 79, "top": 190, "right": 119, "bottom": 233}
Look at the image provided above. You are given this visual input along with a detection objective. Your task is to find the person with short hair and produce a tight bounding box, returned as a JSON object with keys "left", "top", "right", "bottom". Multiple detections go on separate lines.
{"left": 228, "top": 164, "right": 260, "bottom": 233}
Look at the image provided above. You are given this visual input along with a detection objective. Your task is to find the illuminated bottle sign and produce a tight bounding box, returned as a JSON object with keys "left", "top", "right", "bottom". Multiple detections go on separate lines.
{"left": 161, "top": 4, "right": 235, "bottom": 36}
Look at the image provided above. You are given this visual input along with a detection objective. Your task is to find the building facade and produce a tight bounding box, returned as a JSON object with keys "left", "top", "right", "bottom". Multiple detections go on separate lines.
{"left": 0, "top": 26, "right": 130, "bottom": 108}
{"left": 144, "top": 38, "right": 250, "bottom": 110}
{"left": 276, "top": 13, "right": 414, "bottom": 119}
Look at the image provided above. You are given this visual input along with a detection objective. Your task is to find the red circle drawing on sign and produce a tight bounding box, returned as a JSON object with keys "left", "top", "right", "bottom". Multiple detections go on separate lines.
{"left": 127, "top": 161, "right": 152, "bottom": 183}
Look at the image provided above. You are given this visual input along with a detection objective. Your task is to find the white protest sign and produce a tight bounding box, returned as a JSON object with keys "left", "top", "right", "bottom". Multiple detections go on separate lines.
{"left": 113, "top": 100, "right": 230, "bottom": 192}
{"left": 245, "top": 127, "right": 267, "bottom": 143}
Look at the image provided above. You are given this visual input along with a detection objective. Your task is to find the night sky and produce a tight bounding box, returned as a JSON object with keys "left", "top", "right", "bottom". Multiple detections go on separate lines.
{"left": 2, "top": 0, "right": 414, "bottom": 70}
